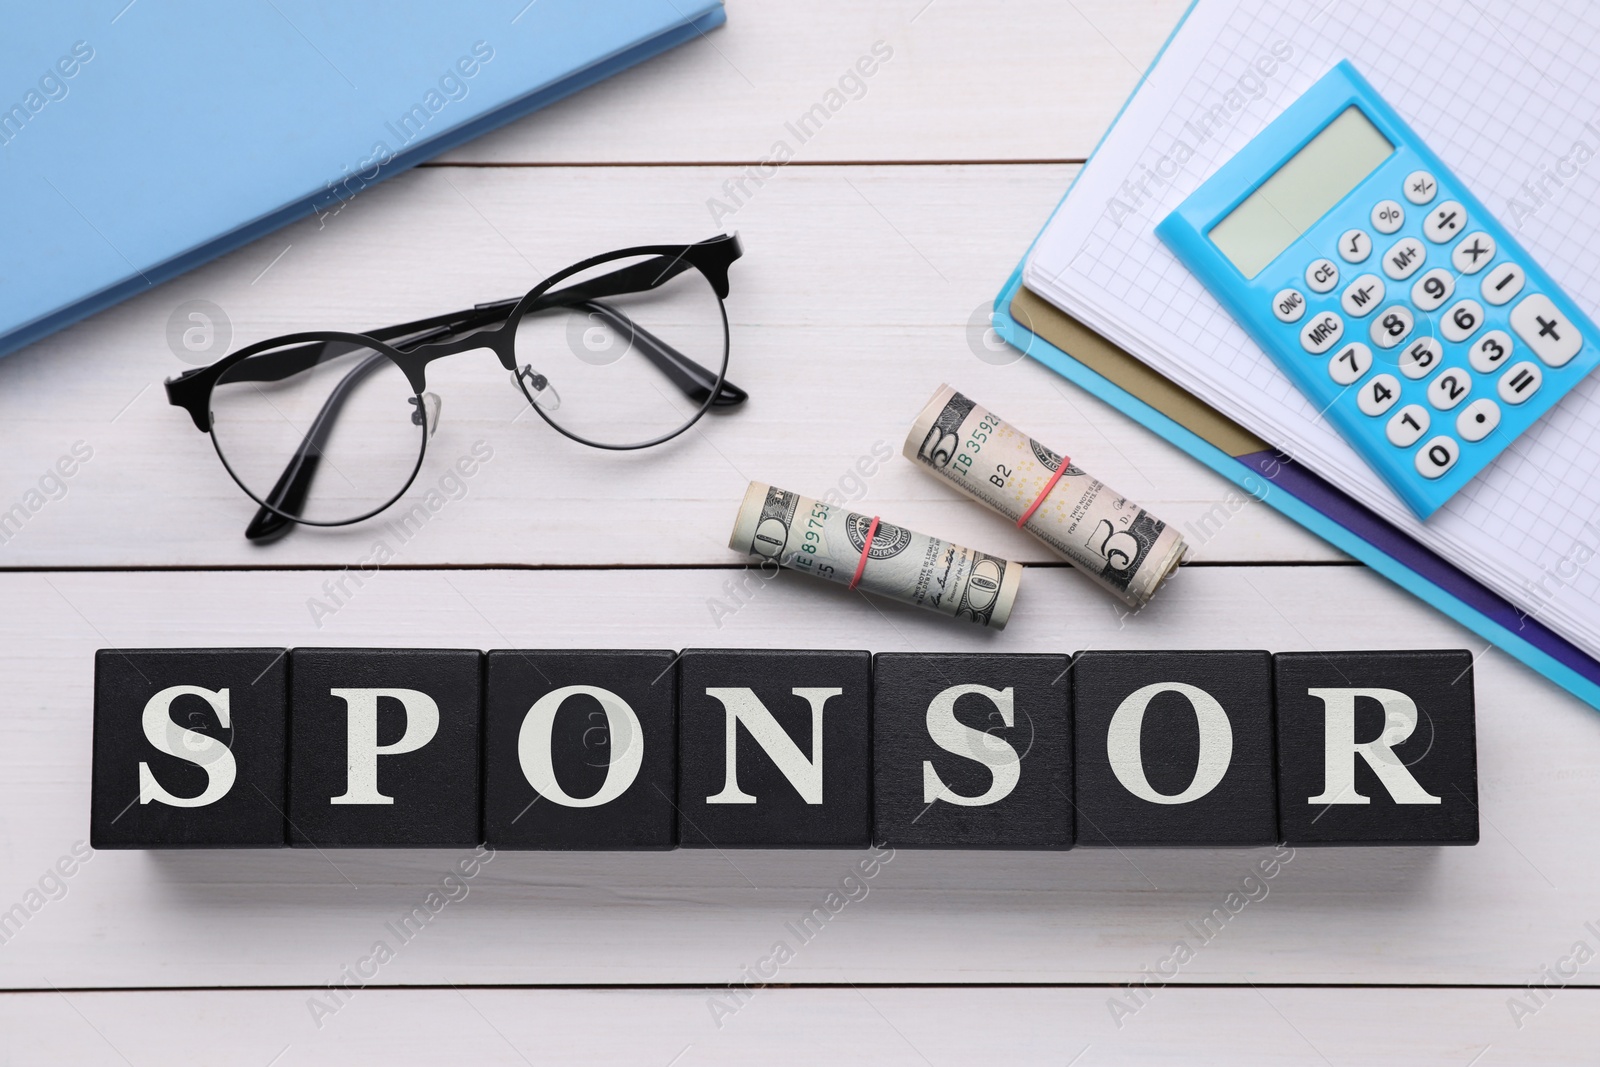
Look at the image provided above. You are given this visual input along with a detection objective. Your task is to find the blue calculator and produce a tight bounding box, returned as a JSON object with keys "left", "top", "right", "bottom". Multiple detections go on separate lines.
{"left": 1158, "top": 61, "right": 1600, "bottom": 519}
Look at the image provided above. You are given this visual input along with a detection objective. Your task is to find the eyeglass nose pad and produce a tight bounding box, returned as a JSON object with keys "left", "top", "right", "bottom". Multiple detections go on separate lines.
{"left": 410, "top": 392, "right": 442, "bottom": 438}
{"left": 512, "top": 365, "right": 561, "bottom": 412}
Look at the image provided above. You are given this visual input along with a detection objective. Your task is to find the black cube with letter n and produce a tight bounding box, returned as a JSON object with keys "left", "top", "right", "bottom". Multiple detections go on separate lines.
{"left": 677, "top": 649, "right": 871, "bottom": 848}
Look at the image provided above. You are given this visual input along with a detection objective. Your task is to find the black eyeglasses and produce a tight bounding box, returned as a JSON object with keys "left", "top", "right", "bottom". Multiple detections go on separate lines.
{"left": 166, "top": 235, "right": 745, "bottom": 542}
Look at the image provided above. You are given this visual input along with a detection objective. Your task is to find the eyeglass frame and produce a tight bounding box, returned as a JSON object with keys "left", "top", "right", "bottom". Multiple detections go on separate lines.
{"left": 165, "top": 234, "right": 746, "bottom": 539}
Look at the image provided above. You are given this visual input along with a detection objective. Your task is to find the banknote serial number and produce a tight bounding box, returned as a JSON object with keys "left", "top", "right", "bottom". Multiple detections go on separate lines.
{"left": 793, "top": 503, "right": 837, "bottom": 580}
{"left": 954, "top": 413, "right": 1002, "bottom": 478}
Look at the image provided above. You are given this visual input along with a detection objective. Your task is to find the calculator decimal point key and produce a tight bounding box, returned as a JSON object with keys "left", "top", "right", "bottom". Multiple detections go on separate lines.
{"left": 1387, "top": 403, "right": 1430, "bottom": 447}
{"left": 1300, "top": 311, "right": 1345, "bottom": 354}
{"left": 1328, "top": 342, "right": 1373, "bottom": 385}
{"left": 1305, "top": 259, "right": 1340, "bottom": 293}
{"left": 1497, "top": 360, "right": 1543, "bottom": 404}
{"left": 1404, "top": 170, "right": 1439, "bottom": 205}
{"left": 1370, "top": 305, "right": 1415, "bottom": 348}
{"left": 1339, "top": 229, "right": 1373, "bottom": 263}
{"left": 1481, "top": 262, "right": 1525, "bottom": 306}
{"left": 1451, "top": 232, "right": 1496, "bottom": 274}
{"left": 1456, "top": 398, "right": 1501, "bottom": 442}
{"left": 1358, "top": 373, "right": 1401, "bottom": 416}
{"left": 1423, "top": 200, "right": 1466, "bottom": 243}
{"left": 1440, "top": 299, "right": 1484, "bottom": 343}
{"left": 1382, "top": 237, "right": 1427, "bottom": 280}
{"left": 1371, "top": 199, "right": 1405, "bottom": 234}
{"left": 1341, "top": 274, "right": 1385, "bottom": 317}
{"left": 1273, "top": 288, "right": 1308, "bottom": 322}
{"left": 1415, "top": 435, "right": 1460, "bottom": 479}
{"left": 1427, "top": 367, "right": 1472, "bottom": 411}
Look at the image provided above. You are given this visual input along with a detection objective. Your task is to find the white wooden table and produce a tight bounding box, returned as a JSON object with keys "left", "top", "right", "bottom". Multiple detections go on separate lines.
{"left": 4, "top": 2, "right": 1598, "bottom": 1062}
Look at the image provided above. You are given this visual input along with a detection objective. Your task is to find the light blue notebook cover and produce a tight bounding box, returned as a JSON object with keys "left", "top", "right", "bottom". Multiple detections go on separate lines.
{"left": 0, "top": 0, "right": 725, "bottom": 357}
{"left": 993, "top": 1, "right": 1600, "bottom": 713}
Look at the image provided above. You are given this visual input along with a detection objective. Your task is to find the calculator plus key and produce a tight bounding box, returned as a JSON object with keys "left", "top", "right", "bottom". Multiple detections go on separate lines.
{"left": 1370, "top": 306, "right": 1414, "bottom": 348}
{"left": 1273, "top": 288, "right": 1307, "bottom": 323}
{"left": 1387, "top": 404, "right": 1430, "bottom": 447}
{"left": 1415, "top": 436, "right": 1460, "bottom": 478}
{"left": 1382, "top": 237, "right": 1426, "bottom": 280}
{"left": 1441, "top": 299, "right": 1484, "bottom": 343}
{"left": 1457, "top": 398, "right": 1501, "bottom": 442}
{"left": 1404, "top": 170, "right": 1438, "bottom": 204}
{"left": 1301, "top": 311, "right": 1345, "bottom": 354}
{"left": 1427, "top": 367, "right": 1472, "bottom": 410}
{"left": 1341, "top": 274, "right": 1385, "bottom": 317}
{"left": 1498, "top": 361, "right": 1543, "bottom": 404}
{"left": 1371, "top": 199, "right": 1405, "bottom": 234}
{"left": 1339, "top": 228, "right": 1373, "bottom": 263}
{"left": 1423, "top": 200, "right": 1466, "bottom": 243}
{"left": 1451, "top": 232, "right": 1495, "bottom": 274}
{"left": 1305, "top": 258, "right": 1339, "bottom": 293}
{"left": 1329, "top": 342, "right": 1372, "bottom": 385}
{"left": 1358, "top": 373, "right": 1401, "bottom": 416}
{"left": 1468, "top": 330, "right": 1513, "bottom": 374}
{"left": 1411, "top": 268, "right": 1455, "bottom": 312}
{"left": 1400, "top": 337, "right": 1443, "bottom": 379}
{"left": 1510, "top": 293, "right": 1583, "bottom": 366}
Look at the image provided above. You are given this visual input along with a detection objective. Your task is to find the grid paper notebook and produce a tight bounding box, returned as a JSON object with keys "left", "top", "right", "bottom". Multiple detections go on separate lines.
{"left": 1025, "top": 0, "right": 1600, "bottom": 661}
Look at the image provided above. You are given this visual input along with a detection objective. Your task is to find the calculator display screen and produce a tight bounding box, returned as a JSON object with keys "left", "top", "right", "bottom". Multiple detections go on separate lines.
{"left": 1208, "top": 106, "right": 1394, "bottom": 279}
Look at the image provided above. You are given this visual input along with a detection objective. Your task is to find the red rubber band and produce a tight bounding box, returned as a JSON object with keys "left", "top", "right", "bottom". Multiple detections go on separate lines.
{"left": 1017, "top": 459, "right": 1069, "bottom": 528}
{"left": 849, "top": 516, "right": 880, "bottom": 590}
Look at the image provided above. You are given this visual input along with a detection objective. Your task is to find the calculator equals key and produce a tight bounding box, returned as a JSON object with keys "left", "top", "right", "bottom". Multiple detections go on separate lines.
{"left": 1159, "top": 60, "right": 1600, "bottom": 518}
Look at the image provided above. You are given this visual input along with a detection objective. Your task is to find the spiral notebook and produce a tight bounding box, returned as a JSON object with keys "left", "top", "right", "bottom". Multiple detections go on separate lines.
{"left": 1018, "top": 0, "right": 1600, "bottom": 680}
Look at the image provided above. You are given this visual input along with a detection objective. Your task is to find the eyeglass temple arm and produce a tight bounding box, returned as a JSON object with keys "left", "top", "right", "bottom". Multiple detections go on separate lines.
{"left": 244, "top": 350, "right": 393, "bottom": 543}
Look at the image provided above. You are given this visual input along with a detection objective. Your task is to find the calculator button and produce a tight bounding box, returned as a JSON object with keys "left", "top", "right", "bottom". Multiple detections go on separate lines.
{"left": 1273, "top": 287, "right": 1307, "bottom": 322}
{"left": 1456, "top": 398, "right": 1501, "bottom": 442}
{"left": 1300, "top": 311, "right": 1344, "bottom": 354}
{"left": 1440, "top": 298, "right": 1484, "bottom": 343}
{"left": 1451, "top": 232, "right": 1495, "bottom": 274}
{"left": 1381, "top": 237, "right": 1426, "bottom": 280}
{"left": 1423, "top": 200, "right": 1466, "bottom": 243}
{"left": 1341, "top": 274, "right": 1385, "bottom": 317}
{"left": 1415, "top": 436, "right": 1460, "bottom": 479}
{"left": 1481, "top": 262, "right": 1525, "bottom": 306}
{"left": 1399, "top": 337, "right": 1443, "bottom": 379}
{"left": 1468, "top": 330, "right": 1514, "bottom": 374}
{"left": 1358, "top": 373, "right": 1401, "bottom": 416}
{"left": 1387, "top": 404, "right": 1430, "bottom": 447}
{"left": 1339, "top": 229, "right": 1372, "bottom": 263}
{"left": 1371, "top": 199, "right": 1405, "bottom": 235}
{"left": 1404, "top": 170, "right": 1439, "bottom": 205}
{"left": 1370, "top": 306, "right": 1414, "bottom": 348}
{"left": 1328, "top": 342, "right": 1372, "bottom": 385}
{"left": 1427, "top": 367, "right": 1472, "bottom": 410}
{"left": 1410, "top": 268, "right": 1455, "bottom": 312}
{"left": 1497, "top": 360, "right": 1543, "bottom": 404}
{"left": 1305, "top": 258, "right": 1339, "bottom": 293}
{"left": 1510, "top": 293, "right": 1583, "bottom": 366}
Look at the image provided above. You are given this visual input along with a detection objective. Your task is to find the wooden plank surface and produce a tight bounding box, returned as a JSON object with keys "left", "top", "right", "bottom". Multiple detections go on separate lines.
{"left": 436, "top": 0, "right": 1191, "bottom": 165}
{"left": 5, "top": 986, "right": 1596, "bottom": 1066}
{"left": 0, "top": 164, "right": 1337, "bottom": 568}
{"left": 2, "top": 567, "right": 1594, "bottom": 989}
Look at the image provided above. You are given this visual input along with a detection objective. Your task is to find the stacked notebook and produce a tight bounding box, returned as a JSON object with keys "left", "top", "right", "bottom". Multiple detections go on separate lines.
{"left": 0, "top": 0, "right": 725, "bottom": 357}
{"left": 998, "top": 0, "right": 1600, "bottom": 710}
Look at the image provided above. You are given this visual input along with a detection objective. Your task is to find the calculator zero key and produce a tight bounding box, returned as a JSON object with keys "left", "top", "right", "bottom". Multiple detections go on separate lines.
{"left": 1158, "top": 59, "right": 1600, "bottom": 519}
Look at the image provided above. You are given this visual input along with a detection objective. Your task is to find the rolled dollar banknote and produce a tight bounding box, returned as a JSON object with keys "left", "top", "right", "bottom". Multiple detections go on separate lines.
{"left": 729, "top": 481, "right": 1022, "bottom": 629}
{"left": 904, "top": 384, "right": 1185, "bottom": 609}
